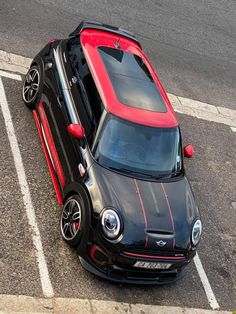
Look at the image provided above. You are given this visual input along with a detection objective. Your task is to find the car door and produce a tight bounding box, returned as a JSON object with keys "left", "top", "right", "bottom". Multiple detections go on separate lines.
{"left": 40, "top": 41, "right": 84, "bottom": 187}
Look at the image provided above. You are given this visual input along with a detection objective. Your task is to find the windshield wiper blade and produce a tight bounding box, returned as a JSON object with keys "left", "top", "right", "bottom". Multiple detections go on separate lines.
{"left": 108, "top": 166, "right": 149, "bottom": 177}
{"left": 170, "top": 171, "right": 182, "bottom": 178}
{"left": 108, "top": 167, "right": 163, "bottom": 179}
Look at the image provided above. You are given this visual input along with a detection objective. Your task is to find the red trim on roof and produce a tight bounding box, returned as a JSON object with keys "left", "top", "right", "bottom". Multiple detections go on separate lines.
{"left": 80, "top": 29, "right": 178, "bottom": 128}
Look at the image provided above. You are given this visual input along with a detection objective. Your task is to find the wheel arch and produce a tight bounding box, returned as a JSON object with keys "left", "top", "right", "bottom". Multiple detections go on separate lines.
{"left": 63, "top": 182, "right": 93, "bottom": 216}
{"left": 30, "top": 55, "right": 44, "bottom": 73}
{"left": 62, "top": 182, "right": 93, "bottom": 254}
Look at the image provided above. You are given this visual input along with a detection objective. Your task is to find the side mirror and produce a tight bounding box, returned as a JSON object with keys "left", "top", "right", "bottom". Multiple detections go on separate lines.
{"left": 184, "top": 144, "right": 195, "bottom": 158}
{"left": 67, "top": 124, "right": 85, "bottom": 139}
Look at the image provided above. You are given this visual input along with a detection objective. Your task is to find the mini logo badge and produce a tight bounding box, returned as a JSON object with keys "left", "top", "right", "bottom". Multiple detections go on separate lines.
{"left": 114, "top": 38, "right": 121, "bottom": 49}
{"left": 156, "top": 240, "right": 166, "bottom": 247}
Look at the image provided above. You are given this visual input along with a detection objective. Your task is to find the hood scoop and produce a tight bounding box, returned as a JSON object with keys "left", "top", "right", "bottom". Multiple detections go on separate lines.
{"left": 145, "top": 229, "right": 175, "bottom": 239}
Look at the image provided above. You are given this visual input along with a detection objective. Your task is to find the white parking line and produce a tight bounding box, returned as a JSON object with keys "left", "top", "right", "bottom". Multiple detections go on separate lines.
{"left": 0, "top": 75, "right": 54, "bottom": 298}
{"left": 168, "top": 93, "right": 236, "bottom": 128}
{"left": 0, "top": 69, "right": 22, "bottom": 81}
{"left": 0, "top": 49, "right": 31, "bottom": 75}
{"left": 194, "top": 253, "right": 219, "bottom": 310}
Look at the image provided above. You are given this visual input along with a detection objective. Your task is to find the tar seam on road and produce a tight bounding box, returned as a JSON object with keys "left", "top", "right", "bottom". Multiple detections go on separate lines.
{"left": 0, "top": 67, "right": 222, "bottom": 308}
{"left": 194, "top": 253, "right": 219, "bottom": 310}
{"left": 0, "top": 73, "right": 54, "bottom": 298}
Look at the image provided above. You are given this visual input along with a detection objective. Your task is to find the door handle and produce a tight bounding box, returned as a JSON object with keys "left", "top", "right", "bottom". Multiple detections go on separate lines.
{"left": 57, "top": 95, "right": 63, "bottom": 107}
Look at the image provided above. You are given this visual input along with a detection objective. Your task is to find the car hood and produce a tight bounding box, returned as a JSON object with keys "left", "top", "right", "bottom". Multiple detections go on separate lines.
{"left": 86, "top": 162, "right": 200, "bottom": 252}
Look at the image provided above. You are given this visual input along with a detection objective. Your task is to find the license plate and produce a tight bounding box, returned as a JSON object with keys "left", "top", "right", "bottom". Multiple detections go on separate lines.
{"left": 134, "top": 261, "right": 172, "bottom": 269}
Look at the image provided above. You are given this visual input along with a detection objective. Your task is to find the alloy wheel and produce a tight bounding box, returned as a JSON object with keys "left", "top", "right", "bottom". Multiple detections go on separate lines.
{"left": 61, "top": 198, "right": 82, "bottom": 240}
{"left": 22, "top": 67, "right": 40, "bottom": 103}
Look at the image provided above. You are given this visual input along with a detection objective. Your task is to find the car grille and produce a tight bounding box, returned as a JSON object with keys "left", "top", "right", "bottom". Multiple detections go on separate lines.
{"left": 108, "top": 264, "right": 180, "bottom": 282}
{"left": 124, "top": 248, "right": 186, "bottom": 258}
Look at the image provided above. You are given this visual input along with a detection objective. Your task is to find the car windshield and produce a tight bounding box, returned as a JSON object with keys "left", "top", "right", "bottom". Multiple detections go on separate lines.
{"left": 93, "top": 114, "right": 182, "bottom": 178}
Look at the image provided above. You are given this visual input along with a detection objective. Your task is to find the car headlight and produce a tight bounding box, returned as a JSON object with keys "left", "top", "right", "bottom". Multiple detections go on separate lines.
{"left": 101, "top": 208, "right": 121, "bottom": 240}
{"left": 191, "top": 219, "right": 202, "bottom": 246}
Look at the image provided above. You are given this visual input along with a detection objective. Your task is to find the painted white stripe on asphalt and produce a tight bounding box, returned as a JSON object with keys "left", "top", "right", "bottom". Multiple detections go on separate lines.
{"left": 194, "top": 253, "right": 219, "bottom": 310}
{"left": 168, "top": 93, "right": 236, "bottom": 128}
{"left": 0, "top": 49, "right": 31, "bottom": 74}
{"left": 0, "top": 69, "right": 22, "bottom": 81}
{"left": 0, "top": 77, "right": 54, "bottom": 298}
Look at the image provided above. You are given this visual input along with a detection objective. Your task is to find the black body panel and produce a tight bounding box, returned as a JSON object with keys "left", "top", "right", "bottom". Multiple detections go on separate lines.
{"left": 26, "top": 21, "right": 201, "bottom": 284}
{"left": 85, "top": 160, "right": 199, "bottom": 253}
{"left": 79, "top": 257, "right": 186, "bottom": 285}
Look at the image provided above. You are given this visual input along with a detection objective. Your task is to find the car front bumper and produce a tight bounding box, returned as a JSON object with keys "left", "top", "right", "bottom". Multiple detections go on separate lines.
{"left": 79, "top": 246, "right": 192, "bottom": 284}
{"left": 79, "top": 256, "right": 186, "bottom": 284}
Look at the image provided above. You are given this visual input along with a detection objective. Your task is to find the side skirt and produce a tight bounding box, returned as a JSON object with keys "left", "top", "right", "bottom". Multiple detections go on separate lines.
{"left": 33, "top": 109, "right": 63, "bottom": 205}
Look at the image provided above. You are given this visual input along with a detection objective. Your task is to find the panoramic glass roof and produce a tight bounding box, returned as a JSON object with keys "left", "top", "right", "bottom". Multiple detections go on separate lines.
{"left": 98, "top": 46, "right": 167, "bottom": 113}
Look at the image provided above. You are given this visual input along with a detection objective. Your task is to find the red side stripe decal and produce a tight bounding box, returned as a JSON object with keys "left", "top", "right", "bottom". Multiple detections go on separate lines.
{"left": 134, "top": 179, "right": 148, "bottom": 247}
{"left": 38, "top": 103, "right": 65, "bottom": 188}
{"left": 33, "top": 109, "right": 63, "bottom": 205}
{"left": 161, "top": 183, "right": 175, "bottom": 249}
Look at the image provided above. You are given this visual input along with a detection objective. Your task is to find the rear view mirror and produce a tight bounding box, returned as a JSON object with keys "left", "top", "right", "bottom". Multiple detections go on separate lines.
{"left": 67, "top": 124, "right": 85, "bottom": 139}
{"left": 184, "top": 144, "right": 195, "bottom": 158}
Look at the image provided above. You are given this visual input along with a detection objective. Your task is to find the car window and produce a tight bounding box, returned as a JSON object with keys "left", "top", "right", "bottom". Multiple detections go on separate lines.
{"left": 98, "top": 46, "right": 167, "bottom": 113}
{"left": 67, "top": 38, "right": 104, "bottom": 143}
{"left": 82, "top": 72, "right": 103, "bottom": 126}
{"left": 93, "top": 114, "right": 183, "bottom": 178}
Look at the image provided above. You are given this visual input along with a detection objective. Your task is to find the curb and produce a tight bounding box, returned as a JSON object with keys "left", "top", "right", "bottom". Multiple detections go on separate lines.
{"left": 0, "top": 294, "right": 232, "bottom": 314}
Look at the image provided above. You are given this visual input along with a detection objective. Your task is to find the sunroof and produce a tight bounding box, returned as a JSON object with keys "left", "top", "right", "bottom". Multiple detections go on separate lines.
{"left": 98, "top": 46, "right": 167, "bottom": 113}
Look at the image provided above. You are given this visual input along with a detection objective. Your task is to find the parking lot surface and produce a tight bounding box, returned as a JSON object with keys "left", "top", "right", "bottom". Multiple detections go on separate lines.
{"left": 0, "top": 0, "right": 236, "bottom": 110}
{"left": 0, "top": 73, "right": 235, "bottom": 312}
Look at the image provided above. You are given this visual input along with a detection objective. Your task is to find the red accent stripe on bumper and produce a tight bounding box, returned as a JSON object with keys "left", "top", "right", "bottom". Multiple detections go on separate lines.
{"left": 33, "top": 110, "right": 63, "bottom": 205}
{"left": 123, "top": 251, "right": 186, "bottom": 260}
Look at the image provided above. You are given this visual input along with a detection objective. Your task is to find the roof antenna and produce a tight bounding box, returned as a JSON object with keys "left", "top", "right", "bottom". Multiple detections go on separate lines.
{"left": 114, "top": 38, "right": 121, "bottom": 49}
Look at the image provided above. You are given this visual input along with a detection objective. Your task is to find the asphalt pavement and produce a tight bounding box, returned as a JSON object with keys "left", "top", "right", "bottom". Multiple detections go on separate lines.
{"left": 0, "top": 0, "right": 235, "bottom": 110}
{"left": 0, "top": 1, "right": 235, "bottom": 312}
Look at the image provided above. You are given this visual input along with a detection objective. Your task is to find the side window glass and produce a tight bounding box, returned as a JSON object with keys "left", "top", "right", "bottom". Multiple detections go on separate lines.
{"left": 67, "top": 38, "right": 104, "bottom": 142}
{"left": 82, "top": 73, "right": 103, "bottom": 126}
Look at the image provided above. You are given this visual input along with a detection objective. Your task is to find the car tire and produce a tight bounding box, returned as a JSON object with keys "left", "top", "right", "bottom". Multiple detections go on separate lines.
{"left": 60, "top": 193, "right": 90, "bottom": 249}
{"left": 22, "top": 65, "right": 42, "bottom": 110}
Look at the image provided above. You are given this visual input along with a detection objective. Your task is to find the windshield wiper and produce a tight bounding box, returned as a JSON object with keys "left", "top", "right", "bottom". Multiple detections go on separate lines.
{"left": 170, "top": 170, "right": 182, "bottom": 178}
{"left": 108, "top": 167, "right": 164, "bottom": 180}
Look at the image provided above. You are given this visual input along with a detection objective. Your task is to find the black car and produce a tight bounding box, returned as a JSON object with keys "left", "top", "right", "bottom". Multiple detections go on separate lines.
{"left": 22, "top": 21, "right": 202, "bottom": 284}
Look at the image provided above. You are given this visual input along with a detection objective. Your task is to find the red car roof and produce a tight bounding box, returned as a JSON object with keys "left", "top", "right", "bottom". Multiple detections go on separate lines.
{"left": 80, "top": 29, "right": 178, "bottom": 128}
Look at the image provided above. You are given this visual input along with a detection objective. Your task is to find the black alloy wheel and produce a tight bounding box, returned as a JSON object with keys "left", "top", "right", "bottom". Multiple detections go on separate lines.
{"left": 60, "top": 193, "right": 91, "bottom": 249}
{"left": 22, "top": 65, "right": 41, "bottom": 109}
